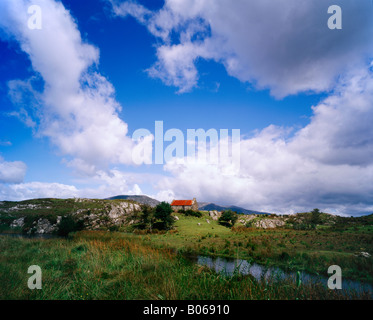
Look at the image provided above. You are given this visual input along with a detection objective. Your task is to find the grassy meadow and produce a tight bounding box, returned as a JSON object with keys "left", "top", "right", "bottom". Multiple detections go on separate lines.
{"left": 0, "top": 203, "right": 372, "bottom": 300}
{"left": 0, "top": 231, "right": 371, "bottom": 300}
{"left": 134, "top": 212, "right": 373, "bottom": 284}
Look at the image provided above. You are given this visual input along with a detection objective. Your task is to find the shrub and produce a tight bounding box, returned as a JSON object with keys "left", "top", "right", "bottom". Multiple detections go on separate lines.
{"left": 184, "top": 210, "right": 202, "bottom": 218}
{"left": 310, "top": 208, "right": 322, "bottom": 225}
{"left": 57, "top": 216, "right": 84, "bottom": 236}
{"left": 279, "top": 251, "right": 290, "bottom": 261}
{"left": 218, "top": 210, "right": 238, "bottom": 228}
{"left": 134, "top": 205, "right": 155, "bottom": 230}
{"left": 245, "top": 220, "right": 255, "bottom": 228}
{"left": 154, "top": 202, "right": 175, "bottom": 230}
{"left": 293, "top": 223, "right": 316, "bottom": 230}
{"left": 109, "top": 225, "right": 120, "bottom": 232}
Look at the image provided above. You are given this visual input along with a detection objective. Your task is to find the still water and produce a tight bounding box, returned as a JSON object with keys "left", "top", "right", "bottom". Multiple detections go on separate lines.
{"left": 196, "top": 255, "right": 373, "bottom": 297}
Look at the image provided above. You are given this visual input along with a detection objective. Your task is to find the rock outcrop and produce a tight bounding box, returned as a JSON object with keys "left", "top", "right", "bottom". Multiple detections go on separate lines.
{"left": 34, "top": 218, "right": 58, "bottom": 234}
{"left": 3, "top": 199, "right": 142, "bottom": 234}
{"left": 253, "top": 219, "right": 285, "bottom": 229}
{"left": 75, "top": 201, "right": 142, "bottom": 230}
{"left": 209, "top": 210, "right": 222, "bottom": 221}
{"left": 237, "top": 215, "right": 286, "bottom": 229}
{"left": 10, "top": 217, "right": 25, "bottom": 228}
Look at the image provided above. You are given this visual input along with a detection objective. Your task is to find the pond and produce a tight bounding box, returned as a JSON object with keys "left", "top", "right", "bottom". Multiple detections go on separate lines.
{"left": 195, "top": 255, "right": 373, "bottom": 297}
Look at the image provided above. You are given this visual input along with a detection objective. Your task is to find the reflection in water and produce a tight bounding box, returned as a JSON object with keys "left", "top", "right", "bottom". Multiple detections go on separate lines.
{"left": 197, "top": 255, "right": 373, "bottom": 296}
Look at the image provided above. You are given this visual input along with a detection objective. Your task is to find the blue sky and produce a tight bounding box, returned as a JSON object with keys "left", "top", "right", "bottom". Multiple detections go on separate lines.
{"left": 0, "top": 0, "right": 373, "bottom": 216}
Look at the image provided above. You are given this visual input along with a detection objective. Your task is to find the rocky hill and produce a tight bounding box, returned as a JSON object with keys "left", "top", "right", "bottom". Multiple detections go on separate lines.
{"left": 0, "top": 198, "right": 142, "bottom": 235}
{"left": 106, "top": 195, "right": 160, "bottom": 207}
{"left": 2, "top": 197, "right": 371, "bottom": 234}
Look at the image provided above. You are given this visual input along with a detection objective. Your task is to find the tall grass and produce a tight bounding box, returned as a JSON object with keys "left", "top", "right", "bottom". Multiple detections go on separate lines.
{"left": 0, "top": 232, "right": 370, "bottom": 300}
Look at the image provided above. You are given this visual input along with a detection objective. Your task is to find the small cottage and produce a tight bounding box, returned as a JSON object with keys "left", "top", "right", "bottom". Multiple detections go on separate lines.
{"left": 171, "top": 198, "right": 198, "bottom": 212}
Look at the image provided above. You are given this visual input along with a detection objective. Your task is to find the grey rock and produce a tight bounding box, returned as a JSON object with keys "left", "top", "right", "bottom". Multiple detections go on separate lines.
{"left": 254, "top": 219, "right": 285, "bottom": 229}
{"left": 10, "top": 217, "right": 25, "bottom": 228}
{"left": 355, "top": 252, "right": 371, "bottom": 258}
{"left": 106, "top": 195, "right": 160, "bottom": 207}
{"left": 35, "top": 218, "right": 58, "bottom": 234}
{"left": 209, "top": 210, "right": 222, "bottom": 221}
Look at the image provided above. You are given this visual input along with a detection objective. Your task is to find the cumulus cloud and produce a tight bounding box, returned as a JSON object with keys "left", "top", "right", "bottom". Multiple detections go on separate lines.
{"left": 110, "top": 0, "right": 151, "bottom": 23}
{"left": 0, "top": 182, "right": 79, "bottom": 200}
{"left": 291, "top": 67, "right": 373, "bottom": 166}
{"left": 0, "top": 157, "right": 27, "bottom": 184}
{"left": 157, "top": 66, "right": 373, "bottom": 216}
{"left": 0, "top": 169, "right": 144, "bottom": 201}
{"left": 110, "top": 0, "right": 373, "bottom": 97}
{"left": 107, "top": 0, "right": 373, "bottom": 215}
{"left": 1, "top": 0, "right": 372, "bottom": 216}
{"left": 152, "top": 189, "right": 175, "bottom": 203}
{"left": 0, "top": 0, "right": 147, "bottom": 175}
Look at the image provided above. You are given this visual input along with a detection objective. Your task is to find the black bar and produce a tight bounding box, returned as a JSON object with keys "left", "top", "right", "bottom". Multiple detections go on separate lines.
{"left": 0, "top": 300, "right": 370, "bottom": 319}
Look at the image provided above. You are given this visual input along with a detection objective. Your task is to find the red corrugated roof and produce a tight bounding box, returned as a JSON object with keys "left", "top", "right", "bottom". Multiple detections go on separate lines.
{"left": 171, "top": 200, "right": 193, "bottom": 206}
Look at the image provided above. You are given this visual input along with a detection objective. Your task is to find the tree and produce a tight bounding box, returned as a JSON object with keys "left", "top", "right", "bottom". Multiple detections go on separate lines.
{"left": 218, "top": 210, "right": 238, "bottom": 228}
{"left": 134, "top": 205, "right": 155, "bottom": 230}
{"left": 310, "top": 208, "right": 322, "bottom": 225}
{"left": 153, "top": 202, "right": 175, "bottom": 230}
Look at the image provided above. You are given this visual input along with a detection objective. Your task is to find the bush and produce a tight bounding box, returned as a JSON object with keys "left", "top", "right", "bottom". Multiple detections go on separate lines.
{"left": 154, "top": 202, "right": 175, "bottom": 230}
{"left": 184, "top": 210, "right": 202, "bottom": 218}
{"left": 134, "top": 205, "right": 155, "bottom": 230}
{"left": 310, "top": 208, "right": 322, "bottom": 225}
{"left": 293, "top": 223, "right": 316, "bottom": 230}
{"left": 57, "top": 216, "right": 84, "bottom": 236}
{"left": 218, "top": 210, "right": 238, "bottom": 228}
{"left": 279, "top": 251, "right": 290, "bottom": 261}
{"left": 245, "top": 220, "right": 255, "bottom": 228}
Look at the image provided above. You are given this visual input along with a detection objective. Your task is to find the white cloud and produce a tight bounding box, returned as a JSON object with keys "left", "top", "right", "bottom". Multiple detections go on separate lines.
{"left": 110, "top": 0, "right": 151, "bottom": 24}
{"left": 0, "top": 181, "right": 79, "bottom": 200}
{"left": 157, "top": 66, "right": 373, "bottom": 216}
{"left": 0, "top": 157, "right": 27, "bottom": 184}
{"left": 0, "top": 0, "right": 148, "bottom": 175}
{"left": 147, "top": 42, "right": 202, "bottom": 93}
{"left": 151, "top": 189, "right": 175, "bottom": 203}
{"left": 291, "top": 67, "right": 373, "bottom": 166}
{"left": 107, "top": 0, "right": 373, "bottom": 215}
{"left": 1, "top": 0, "right": 372, "bottom": 217}
{"left": 110, "top": 0, "right": 373, "bottom": 97}
{"left": 0, "top": 169, "right": 144, "bottom": 201}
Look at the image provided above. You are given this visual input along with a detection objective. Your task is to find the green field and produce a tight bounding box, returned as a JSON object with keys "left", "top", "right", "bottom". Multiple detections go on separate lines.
{"left": 0, "top": 231, "right": 371, "bottom": 300}
{"left": 133, "top": 212, "right": 373, "bottom": 283}
{"left": 0, "top": 199, "right": 372, "bottom": 300}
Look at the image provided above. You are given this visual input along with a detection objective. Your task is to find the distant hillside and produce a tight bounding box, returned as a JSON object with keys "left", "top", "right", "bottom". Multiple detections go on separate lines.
{"left": 106, "top": 195, "right": 270, "bottom": 214}
{"left": 198, "top": 202, "right": 271, "bottom": 215}
{"left": 106, "top": 195, "right": 160, "bottom": 207}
